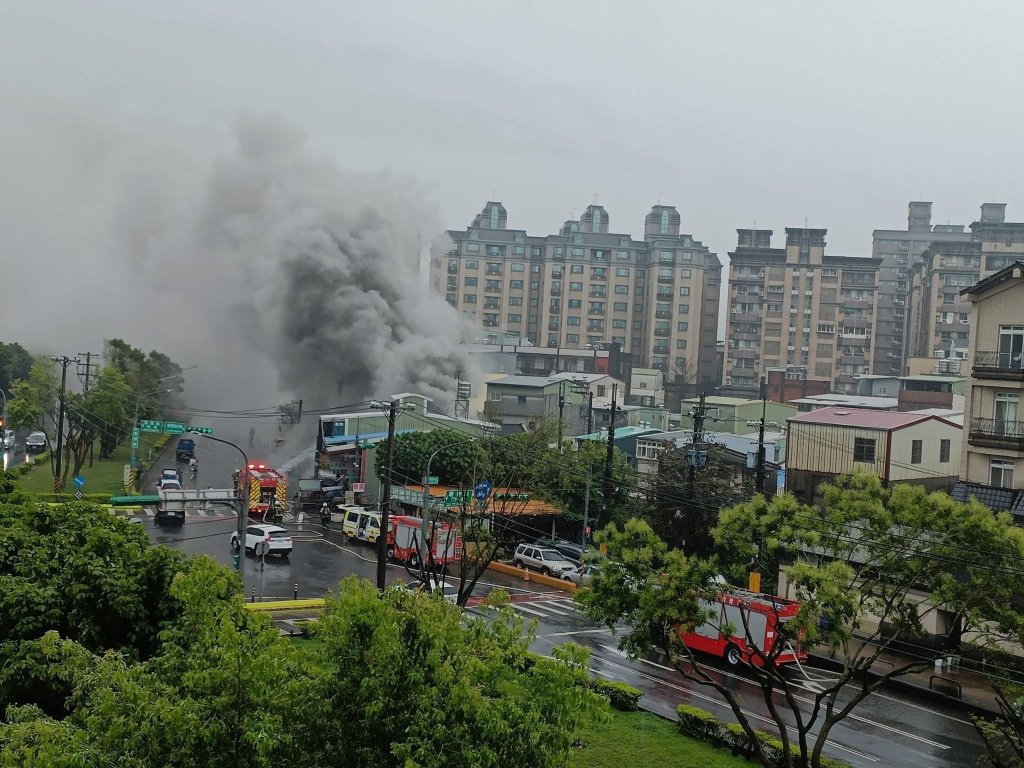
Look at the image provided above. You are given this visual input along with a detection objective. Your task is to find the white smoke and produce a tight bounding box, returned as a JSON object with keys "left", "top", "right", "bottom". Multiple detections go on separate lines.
{"left": 0, "top": 110, "right": 475, "bottom": 419}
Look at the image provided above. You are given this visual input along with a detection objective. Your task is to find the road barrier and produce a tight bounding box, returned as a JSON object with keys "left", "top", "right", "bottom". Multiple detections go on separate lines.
{"left": 487, "top": 560, "right": 578, "bottom": 592}
{"left": 246, "top": 598, "right": 326, "bottom": 613}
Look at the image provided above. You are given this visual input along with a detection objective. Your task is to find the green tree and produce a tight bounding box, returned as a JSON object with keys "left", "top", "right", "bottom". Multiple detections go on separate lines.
{"left": 580, "top": 473, "right": 1024, "bottom": 768}
{"left": 645, "top": 445, "right": 755, "bottom": 556}
{"left": 375, "top": 428, "right": 487, "bottom": 487}
{"left": 972, "top": 685, "right": 1024, "bottom": 768}
{"left": 0, "top": 342, "right": 33, "bottom": 394}
{"left": 104, "top": 339, "right": 183, "bottom": 418}
{"left": 0, "top": 499, "right": 191, "bottom": 718}
{"left": 5, "top": 357, "right": 57, "bottom": 433}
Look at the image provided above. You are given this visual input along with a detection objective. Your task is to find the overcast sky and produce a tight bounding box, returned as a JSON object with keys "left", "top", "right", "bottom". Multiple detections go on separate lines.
{"left": 2, "top": 1, "right": 1022, "bottom": 400}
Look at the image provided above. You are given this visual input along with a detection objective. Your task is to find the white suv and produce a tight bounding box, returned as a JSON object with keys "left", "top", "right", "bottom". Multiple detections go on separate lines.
{"left": 513, "top": 544, "right": 578, "bottom": 577}
{"left": 231, "top": 524, "right": 293, "bottom": 558}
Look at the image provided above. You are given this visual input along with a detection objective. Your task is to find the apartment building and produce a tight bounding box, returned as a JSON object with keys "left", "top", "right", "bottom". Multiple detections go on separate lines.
{"left": 870, "top": 202, "right": 972, "bottom": 376}
{"left": 723, "top": 228, "right": 881, "bottom": 394}
{"left": 431, "top": 201, "right": 722, "bottom": 387}
{"left": 906, "top": 204, "right": 1024, "bottom": 363}
{"left": 956, "top": 262, "right": 1024, "bottom": 511}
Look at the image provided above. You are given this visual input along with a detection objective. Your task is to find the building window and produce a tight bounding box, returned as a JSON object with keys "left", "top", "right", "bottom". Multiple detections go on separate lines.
{"left": 465, "top": 260, "right": 478, "bottom": 269}
{"left": 660, "top": 209, "right": 670, "bottom": 235}
{"left": 678, "top": 304, "right": 689, "bottom": 314}
{"left": 489, "top": 204, "right": 500, "bottom": 229}
{"left": 939, "top": 439, "right": 950, "bottom": 463}
{"left": 464, "top": 276, "right": 478, "bottom": 286}
{"left": 569, "top": 282, "right": 583, "bottom": 292}
{"left": 445, "top": 292, "right": 456, "bottom": 305}
{"left": 680, "top": 268, "right": 691, "bottom": 278}
{"left": 991, "top": 459, "right": 1015, "bottom": 488}
{"left": 597, "top": 385, "right": 607, "bottom": 397}
{"left": 466, "top": 242, "right": 480, "bottom": 253}
{"left": 677, "top": 321, "right": 688, "bottom": 331}
{"left": 507, "top": 314, "right": 521, "bottom": 323}
{"left": 567, "top": 316, "right": 581, "bottom": 326}
{"left": 911, "top": 440, "right": 922, "bottom": 464}
{"left": 612, "top": 319, "right": 626, "bottom": 328}
{"left": 469, "top": 230, "right": 479, "bottom": 240}
{"left": 553, "top": 247, "right": 563, "bottom": 258}
{"left": 617, "top": 251, "right": 631, "bottom": 260}
{"left": 613, "top": 302, "right": 627, "bottom": 311}
{"left": 566, "top": 333, "right": 580, "bottom": 343}
{"left": 676, "top": 339, "right": 687, "bottom": 349}
{"left": 514, "top": 232, "right": 524, "bottom": 244}
{"left": 571, "top": 264, "right": 584, "bottom": 274}
{"left": 509, "top": 296, "right": 523, "bottom": 306}
{"left": 853, "top": 438, "right": 876, "bottom": 463}
{"left": 615, "top": 284, "right": 629, "bottom": 294}
{"left": 568, "top": 299, "right": 582, "bottom": 309}
{"left": 616, "top": 267, "right": 630, "bottom": 277}
{"left": 998, "top": 326, "right": 1024, "bottom": 369}
{"left": 573, "top": 233, "right": 583, "bottom": 245}
{"left": 532, "top": 246, "right": 542, "bottom": 257}
{"left": 509, "top": 279, "right": 524, "bottom": 289}
{"left": 511, "top": 262, "right": 525, "bottom": 272}
{"left": 489, "top": 391, "right": 501, "bottom": 401}
{"left": 592, "top": 208, "right": 602, "bottom": 231}
{"left": 679, "top": 287, "right": 690, "bottom": 297}
{"left": 463, "top": 294, "right": 477, "bottom": 304}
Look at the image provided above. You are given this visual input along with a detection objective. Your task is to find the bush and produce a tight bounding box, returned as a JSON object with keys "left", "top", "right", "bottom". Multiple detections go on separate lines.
{"left": 12, "top": 454, "right": 49, "bottom": 477}
{"left": 591, "top": 678, "right": 642, "bottom": 711}
{"left": 34, "top": 493, "right": 113, "bottom": 504}
{"left": 676, "top": 705, "right": 848, "bottom": 767}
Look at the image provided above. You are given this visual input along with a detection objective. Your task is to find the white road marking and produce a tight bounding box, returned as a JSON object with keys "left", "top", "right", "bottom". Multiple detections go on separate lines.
{"left": 511, "top": 603, "right": 556, "bottom": 617}
{"left": 547, "top": 628, "right": 611, "bottom": 637}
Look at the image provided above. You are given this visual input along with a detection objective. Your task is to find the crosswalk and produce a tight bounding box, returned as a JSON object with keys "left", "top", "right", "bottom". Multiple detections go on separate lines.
{"left": 505, "top": 597, "right": 584, "bottom": 619}
{"left": 136, "top": 508, "right": 236, "bottom": 519}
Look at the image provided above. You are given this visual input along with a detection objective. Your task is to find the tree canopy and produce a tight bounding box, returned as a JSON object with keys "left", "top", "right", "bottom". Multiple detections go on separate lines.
{"left": 0, "top": 342, "right": 32, "bottom": 395}
{"left": 580, "top": 473, "right": 1024, "bottom": 768}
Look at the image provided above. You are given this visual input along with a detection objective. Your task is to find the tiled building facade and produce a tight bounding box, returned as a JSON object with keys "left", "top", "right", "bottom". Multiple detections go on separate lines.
{"left": 431, "top": 202, "right": 722, "bottom": 386}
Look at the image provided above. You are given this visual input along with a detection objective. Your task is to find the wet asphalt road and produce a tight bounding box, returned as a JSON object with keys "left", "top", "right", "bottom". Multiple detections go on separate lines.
{"left": 142, "top": 431, "right": 987, "bottom": 768}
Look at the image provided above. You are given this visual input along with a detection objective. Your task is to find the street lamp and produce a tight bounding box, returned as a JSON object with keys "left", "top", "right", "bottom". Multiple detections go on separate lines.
{"left": 420, "top": 437, "right": 477, "bottom": 579}
{"left": 196, "top": 433, "right": 248, "bottom": 579}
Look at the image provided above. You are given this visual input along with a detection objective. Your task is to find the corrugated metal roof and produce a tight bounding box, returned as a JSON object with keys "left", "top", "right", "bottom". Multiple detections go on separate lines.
{"left": 788, "top": 406, "right": 937, "bottom": 430}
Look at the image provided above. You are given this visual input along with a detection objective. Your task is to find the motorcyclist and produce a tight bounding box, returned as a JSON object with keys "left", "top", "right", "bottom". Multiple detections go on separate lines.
{"left": 188, "top": 456, "right": 198, "bottom": 478}
{"left": 319, "top": 501, "right": 332, "bottom": 529}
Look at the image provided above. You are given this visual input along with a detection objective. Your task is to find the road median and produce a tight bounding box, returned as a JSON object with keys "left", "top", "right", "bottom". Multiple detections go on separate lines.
{"left": 487, "top": 560, "right": 577, "bottom": 592}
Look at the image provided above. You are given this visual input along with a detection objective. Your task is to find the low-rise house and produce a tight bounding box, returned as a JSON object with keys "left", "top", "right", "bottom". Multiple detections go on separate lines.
{"left": 790, "top": 393, "right": 898, "bottom": 412}
{"left": 635, "top": 429, "right": 783, "bottom": 490}
{"left": 678, "top": 396, "right": 796, "bottom": 435}
{"left": 786, "top": 406, "right": 962, "bottom": 505}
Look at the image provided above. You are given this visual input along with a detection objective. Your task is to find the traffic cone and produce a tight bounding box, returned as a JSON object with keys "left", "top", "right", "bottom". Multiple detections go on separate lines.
{"left": 523, "top": 568, "right": 530, "bottom": 582}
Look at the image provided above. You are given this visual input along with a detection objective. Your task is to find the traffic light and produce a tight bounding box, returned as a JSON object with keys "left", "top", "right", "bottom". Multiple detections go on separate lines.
{"left": 0, "top": 416, "right": 5, "bottom": 429}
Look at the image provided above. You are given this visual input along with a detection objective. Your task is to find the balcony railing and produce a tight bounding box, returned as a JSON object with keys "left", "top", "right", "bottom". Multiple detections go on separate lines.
{"left": 969, "top": 418, "right": 1024, "bottom": 451}
{"left": 656, "top": 292, "right": 673, "bottom": 301}
{"left": 973, "top": 351, "right": 1024, "bottom": 380}
{"left": 655, "top": 310, "right": 672, "bottom": 319}
{"left": 652, "top": 346, "right": 669, "bottom": 355}
{"left": 657, "top": 275, "right": 674, "bottom": 284}
{"left": 653, "top": 328, "right": 671, "bottom": 337}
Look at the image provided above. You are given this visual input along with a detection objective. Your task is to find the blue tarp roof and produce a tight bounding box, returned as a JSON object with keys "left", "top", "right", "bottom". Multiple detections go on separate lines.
{"left": 323, "top": 429, "right": 414, "bottom": 447}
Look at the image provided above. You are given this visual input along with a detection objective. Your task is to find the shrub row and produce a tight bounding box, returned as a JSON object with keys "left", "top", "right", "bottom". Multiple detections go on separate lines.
{"left": 9, "top": 453, "right": 49, "bottom": 478}
{"left": 35, "top": 492, "right": 114, "bottom": 504}
{"left": 590, "top": 678, "right": 643, "bottom": 711}
{"left": 676, "top": 705, "right": 847, "bottom": 768}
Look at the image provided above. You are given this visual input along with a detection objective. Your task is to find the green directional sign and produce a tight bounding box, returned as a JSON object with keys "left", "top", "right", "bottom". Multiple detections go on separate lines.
{"left": 163, "top": 421, "right": 186, "bottom": 434}
{"left": 426, "top": 475, "right": 439, "bottom": 486}
{"left": 131, "top": 428, "right": 140, "bottom": 449}
{"left": 187, "top": 426, "right": 214, "bottom": 435}
{"left": 139, "top": 420, "right": 163, "bottom": 433}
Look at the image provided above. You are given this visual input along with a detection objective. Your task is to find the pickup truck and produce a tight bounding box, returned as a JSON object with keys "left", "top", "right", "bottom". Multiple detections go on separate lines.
{"left": 175, "top": 438, "right": 196, "bottom": 462}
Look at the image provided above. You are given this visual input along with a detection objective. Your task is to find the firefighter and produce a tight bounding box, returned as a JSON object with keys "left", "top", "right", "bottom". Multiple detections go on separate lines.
{"left": 319, "top": 501, "right": 331, "bottom": 529}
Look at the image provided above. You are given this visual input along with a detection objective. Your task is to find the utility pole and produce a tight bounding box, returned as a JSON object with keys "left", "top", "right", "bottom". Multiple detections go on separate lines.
{"left": 601, "top": 383, "right": 617, "bottom": 525}
{"left": 586, "top": 390, "right": 594, "bottom": 434}
{"left": 687, "top": 389, "right": 708, "bottom": 500}
{"left": 78, "top": 352, "right": 100, "bottom": 466}
{"left": 755, "top": 377, "right": 768, "bottom": 495}
{"left": 557, "top": 381, "right": 565, "bottom": 451}
{"left": 373, "top": 399, "right": 401, "bottom": 590}
{"left": 51, "top": 355, "right": 78, "bottom": 493}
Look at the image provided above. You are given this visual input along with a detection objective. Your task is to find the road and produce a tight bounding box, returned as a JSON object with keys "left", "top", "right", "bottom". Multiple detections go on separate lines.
{"left": 142, "top": 432, "right": 988, "bottom": 768}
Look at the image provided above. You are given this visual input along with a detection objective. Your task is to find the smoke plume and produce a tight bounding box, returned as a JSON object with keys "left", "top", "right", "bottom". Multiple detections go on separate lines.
{"left": 0, "top": 110, "right": 474, "bottom": 418}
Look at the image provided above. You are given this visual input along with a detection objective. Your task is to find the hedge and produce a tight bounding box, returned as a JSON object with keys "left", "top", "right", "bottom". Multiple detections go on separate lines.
{"left": 10, "top": 453, "right": 49, "bottom": 477}
{"left": 34, "top": 493, "right": 115, "bottom": 504}
{"left": 676, "top": 705, "right": 847, "bottom": 768}
{"left": 590, "top": 678, "right": 643, "bottom": 711}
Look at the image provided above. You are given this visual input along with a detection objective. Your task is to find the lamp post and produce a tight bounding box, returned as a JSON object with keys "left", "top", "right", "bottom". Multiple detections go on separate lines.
{"left": 420, "top": 437, "right": 477, "bottom": 580}
{"left": 197, "top": 433, "right": 248, "bottom": 579}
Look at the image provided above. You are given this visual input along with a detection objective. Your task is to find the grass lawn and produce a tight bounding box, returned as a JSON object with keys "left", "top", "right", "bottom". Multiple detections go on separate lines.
{"left": 17, "top": 432, "right": 166, "bottom": 495}
{"left": 572, "top": 709, "right": 749, "bottom": 768}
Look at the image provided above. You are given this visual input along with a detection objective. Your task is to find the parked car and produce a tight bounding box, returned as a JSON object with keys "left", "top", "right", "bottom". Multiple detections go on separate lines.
{"left": 25, "top": 431, "right": 47, "bottom": 454}
{"left": 404, "top": 578, "right": 460, "bottom": 603}
{"left": 533, "top": 537, "right": 585, "bottom": 563}
{"left": 564, "top": 564, "right": 599, "bottom": 586}
{"left": 2, "top": 430, "right": 15, "bottom": 451}
{"left": 341, "top": 507, "right": 381, "bottom": 544}
{"left": 231, "top": 524, "right": 293, "bottom": 558}
{"left": 512, "top": 544, "right": 578, "bottom": 577}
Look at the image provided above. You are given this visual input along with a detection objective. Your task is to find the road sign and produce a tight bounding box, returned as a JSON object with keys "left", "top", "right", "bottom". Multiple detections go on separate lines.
{"left": 131, "top": 428, "right": 140, "bottom": 449}
{"left": 187, "top": 426, "right": 214, "bottom": 434}
{"left": 352, "top": 482, "right": 365, "bottom": 493}
{"left": 73, "top": 475, "right": 86, "bottom": 488}
{"left": 426, "top": 475, "right": 439, "bottom": 486}
{"left": 474, "top": 481, "right": 493, "bottom": 501}
{"left": 254, "top": 540, "right": 269, "bottom": 557}
{"left": 163, "top": 421, "right": 186, "bottom": 434}
{"left": 123, "top": 464, "right": 131, "bottom": 486}
{"left": 139, "top": 420, "right": 163, "bottom": 433}
{"left": 73, "top": 490, "right": 83, "bottom": 500}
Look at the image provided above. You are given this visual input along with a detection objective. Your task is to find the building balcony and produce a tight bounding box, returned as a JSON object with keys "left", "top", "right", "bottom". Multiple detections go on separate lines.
{"left": 733, "top": 348, "right": 758, "bottom": 359}
{"left": 653, "top": 328, "right": 671, "bottom": 338}
{"left": 550, "top": 288, "right": 561, "bottom": 296}
{"left": 656, "top": 291, "right": 674, "bottom": 301}
{"left": 734, "top": 331, "right": 760, "bottom": 341}
{"left": 447, "top": 266, "right": 459, "bottom": 274}
{"left": 972, "top": 351, "right": 1024, "bottom": 381}
{"left": 657, "top": 275, "right": 674, "bottom": 284}
{"left": 968, "top": 418, "right": 1024, "bottom": 452}
{"left": 588, "top": 309, "right": 605, "bottom": 316}
{"left": 731, "top": 312, "right": 761, "bottom": 323}
{"left": 733, "top": 272, "right": 765, "bottom": 282}
{"left": 551, "top": 270, "right": 563, "bottom": 278}
{"left": 486, "top": 270, "right": 502, "bottom": 276}
{"left": 652, "top": 345, "right": 669, "bottom": 355}
{"left": 548, "top": 322, "right": 560, "bottom": 330}
{"left": 655, "top": 310, "right": 672, "bottom": 319}
{"left": 589, "top": 291, "right": 607, "bottom": 298}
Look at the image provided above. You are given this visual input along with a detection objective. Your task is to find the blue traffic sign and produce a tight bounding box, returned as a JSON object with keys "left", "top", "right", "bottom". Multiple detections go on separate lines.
{"left": 474, "top": 481, "right": 492, "bottom": 501}
{"left": 73, "top": 475, "right": 86, "bottom": 489}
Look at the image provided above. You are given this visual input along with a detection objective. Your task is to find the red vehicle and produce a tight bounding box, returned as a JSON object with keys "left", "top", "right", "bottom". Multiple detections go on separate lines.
{"left": 681, "top": 589, "right": 807, "bottom": 668}
{"left": 385, "top": 514, "right": 462, "bottom": 568}
{"left": 241, "top": 462, "right": 288, "bottom": 521}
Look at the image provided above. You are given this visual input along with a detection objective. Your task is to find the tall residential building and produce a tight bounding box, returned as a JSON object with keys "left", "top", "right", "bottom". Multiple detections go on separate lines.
{"left": 431, "top": 201, "right": 722, "bottom": 387}
{"left": 870, "top": 202, "right": 972, "bottom": 376}
{"left": 906, "top": 204, "right": 1024, "bottom": 363}
{"left": 954, "top": 261, "right": 1024, "bottom": 512}
{"left": 723, "top": 228, "right": 881, "bottom": 394}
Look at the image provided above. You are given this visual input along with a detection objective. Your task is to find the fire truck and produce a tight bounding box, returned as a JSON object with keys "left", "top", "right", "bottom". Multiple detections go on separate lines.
{"left": 681, "top": 589, "right": 807, "bottom": 668}
{"left": 239, "top": 462, "right": 288, "bottom": 521}
{"left": 384, "top": 514, "right": 462, "bottom": 568}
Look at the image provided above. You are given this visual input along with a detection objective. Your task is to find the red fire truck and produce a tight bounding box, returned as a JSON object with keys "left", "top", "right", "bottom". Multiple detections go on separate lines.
{"left": 240, "top": 462, "right": 288, "bottom": 521}
{"left": 680, "top": 589, "right": 807, "bottom": 668}
{"left": 385, "top": 514, "right": 462, "bottom": 568}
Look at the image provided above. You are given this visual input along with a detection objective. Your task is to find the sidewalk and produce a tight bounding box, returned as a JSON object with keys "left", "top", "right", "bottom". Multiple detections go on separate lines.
{"left": 809, "top": 638, "right": 1005, "bottom": 715}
